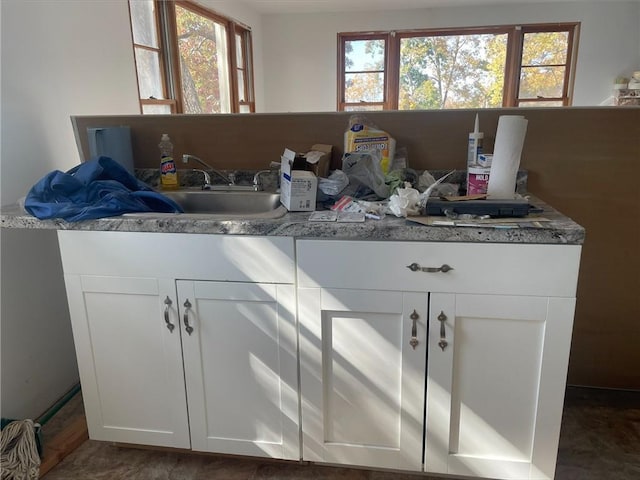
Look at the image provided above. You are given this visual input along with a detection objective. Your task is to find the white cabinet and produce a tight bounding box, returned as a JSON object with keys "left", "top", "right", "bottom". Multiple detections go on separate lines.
{"left": 58, "top": 230, "right": 582, "bottom": 479}
{"left": 177, "top": 280, "right": 299, "bottom": 459}
{"left": 64, "top": 274, "right": 190, "bottom": 448}
{"left": 426, "top": 294, "right": 576, "bottom": 480}
{"left": 297, "top": 287, "right": 427, "bottom": 471}
{"left": 58, "top": 231, "right": 299, "bottom": 460}
{"left": 297, "top": 239, "right": 581, "bottom": 479}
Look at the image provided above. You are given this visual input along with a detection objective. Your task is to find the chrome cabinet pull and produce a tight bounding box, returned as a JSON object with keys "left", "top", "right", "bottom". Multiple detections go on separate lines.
{"left": 437, "top": 311, "right": 448, "bottom": 351}
{"left": 163, "top": 296, "right": 175, "bottom": 333}
{"left": 406, "top": 263, "right": 453, "bottom": 273}
{"left": 183, "top": 299, "right": 194, "bottom": 335}
{"left": 410, "top": 310, "right": 419, "bottom": 350}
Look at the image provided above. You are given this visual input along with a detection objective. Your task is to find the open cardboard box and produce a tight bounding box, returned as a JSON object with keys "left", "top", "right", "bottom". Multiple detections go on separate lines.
{"left": 304, "top": 144, "right": 332, "bottom": 178}
{"left": 280, "top": 148, "right": 318, "bottom": 211}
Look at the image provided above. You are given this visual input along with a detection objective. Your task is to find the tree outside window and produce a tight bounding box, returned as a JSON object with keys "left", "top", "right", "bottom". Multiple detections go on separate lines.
{"left": 338, "top": 23, "right": 579, "bottom": 111}
{"left": 343, "top": 37, "right": 387, "bottom": 111}
{"left": 175, "top": 3, "right": 230, "bottom": 113}
{"left": 398, "top": 33, "right": 507, "bottom": 110}
{"left": 128, "top": 1, "right": 255, "bottom": 114}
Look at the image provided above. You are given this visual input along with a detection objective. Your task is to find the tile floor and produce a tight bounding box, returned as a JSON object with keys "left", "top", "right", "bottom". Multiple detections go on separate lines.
{"left": 41, "top": 386, "right": 639, "bottom": 479}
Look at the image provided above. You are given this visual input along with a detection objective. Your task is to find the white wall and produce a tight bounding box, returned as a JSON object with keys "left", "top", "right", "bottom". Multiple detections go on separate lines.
{"left": 261, "top": 1, "right": 640, "bottom": 112}
{"left": 0, "top": 0, "right": 139, "bottom": 419}
{"left": 0, "top": 0, "right": 265, "bottom": 421}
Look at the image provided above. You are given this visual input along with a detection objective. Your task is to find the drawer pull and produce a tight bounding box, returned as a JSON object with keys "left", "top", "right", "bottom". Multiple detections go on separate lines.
{"left": 410, "top": 310, "right": 419, "bottom": 350}
{"left": 437, "top": 311, "right": 448, "bottom": 351}
{"left": 163, "top": 296, "right": 175, "bottom": 333}
{"left": 183, "top": 299, "right": 194, "bottom": 335}
{"left": 406, "top": 262, "right": 453, "bottom": 273}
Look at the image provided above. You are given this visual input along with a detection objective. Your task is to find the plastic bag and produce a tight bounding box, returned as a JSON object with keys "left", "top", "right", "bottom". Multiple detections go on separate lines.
{"left": 389, "top": 146, "right": 408, "bottom": 172}
{"left": 418, "top": 170, "right": 459, "bottom": 197}
{"left": 342, "top": 151, "right": 390, "bottom": 199}
{"left": 318, "top": 169, "right": 349, "bottom": 197}
{"left": 418, "top": 170, "right": 438, "bottom": 191}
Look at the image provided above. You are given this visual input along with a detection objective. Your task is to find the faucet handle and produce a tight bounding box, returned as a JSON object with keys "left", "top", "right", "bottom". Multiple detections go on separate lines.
{"left": 253, "top": 169, "right": 274, "bottom": 191}
{"left": 191, "top": 168, "right": 211, "bottom": 189}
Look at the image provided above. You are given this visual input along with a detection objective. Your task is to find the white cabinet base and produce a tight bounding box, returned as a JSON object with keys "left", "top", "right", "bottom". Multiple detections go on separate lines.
{"left": 58, "top": 231, "right": 298, "bottom": 459}
{"left": 64, "top": 274, "right": 190, "bottom": 448}
{"left": 297, "top": 239, "right": 581, "bottom": 480}
{"left": 426, "top": 294, "right": 576, "bottom": 480}
{"left": 58, "top": 232, "right": 581, "bottom": 480}
{"left": 298, "top": 287, "right": 427, "bottom": 471}
{"left": 178, "top": 280, "right": 299, "bottom": 460}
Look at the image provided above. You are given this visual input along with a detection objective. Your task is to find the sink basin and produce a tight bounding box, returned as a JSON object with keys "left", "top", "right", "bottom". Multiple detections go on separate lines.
{"left": 160, "top": 188, "right": 287, "bottom": 219}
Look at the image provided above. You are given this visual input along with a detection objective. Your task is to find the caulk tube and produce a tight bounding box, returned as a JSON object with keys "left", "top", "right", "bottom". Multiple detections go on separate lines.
{"left": 467, "top": 113, "right": 483, "bottom": 166}
{"left": 466, "top": 113, "right": 484, "bottom": 195}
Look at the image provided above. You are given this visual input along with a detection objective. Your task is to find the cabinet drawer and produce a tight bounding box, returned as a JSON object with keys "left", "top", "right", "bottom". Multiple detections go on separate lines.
{"left": 58, "top": 231, "right": 295, "bottom": 284}
{"left": 296, "top": 240, "right": 581, "bottom": 297}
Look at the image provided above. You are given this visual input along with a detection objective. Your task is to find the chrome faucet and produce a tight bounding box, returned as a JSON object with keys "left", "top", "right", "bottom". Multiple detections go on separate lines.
{"left": 192, "top": 169, "right": 211, "bottom": 189}
{"left": 182, "top": 154, "right": 235, "bottom": 187}
{"left": 252, "top": 169, "right": 273, "bottom": 191}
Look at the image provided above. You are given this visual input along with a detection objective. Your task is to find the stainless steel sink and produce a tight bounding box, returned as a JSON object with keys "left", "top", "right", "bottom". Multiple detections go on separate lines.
{"left": 160, "top": 188, "right": 287, "bottom": 219}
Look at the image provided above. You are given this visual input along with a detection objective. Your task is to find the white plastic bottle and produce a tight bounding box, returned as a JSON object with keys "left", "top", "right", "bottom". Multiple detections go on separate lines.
{"left": 159, "top": 134, "right": 178, "bottom": 190}
{"left": 467, "top": 114, "right": 484, "bottom": 166}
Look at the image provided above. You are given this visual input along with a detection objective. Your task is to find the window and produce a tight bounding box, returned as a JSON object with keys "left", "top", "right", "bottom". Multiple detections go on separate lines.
{"left": 129, "top": 0, "right": 174, "bottom": 114}
{"left": 397, "top": 30, "right": 509, "bottom": 110}
{"left": 128, "top": 0, "right": 255, "bottom": 114}
{"left": 343, "top": 35, "right": 388, "bottom": 111}
{"left": 338, "top": 23, "right": 578, "bottom": 111}
{"left": 515, "top": 26, "right": 575, "bottom": 106}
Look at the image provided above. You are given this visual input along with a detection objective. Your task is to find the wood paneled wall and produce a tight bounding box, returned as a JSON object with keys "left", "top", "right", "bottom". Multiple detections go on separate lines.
{"left": 72, "top": 107, "right": 640, "bottom": 389}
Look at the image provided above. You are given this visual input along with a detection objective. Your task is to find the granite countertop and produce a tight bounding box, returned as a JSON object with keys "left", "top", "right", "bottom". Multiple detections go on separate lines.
{"left": 1, "top": 196, "right": 585, "bottom": 245}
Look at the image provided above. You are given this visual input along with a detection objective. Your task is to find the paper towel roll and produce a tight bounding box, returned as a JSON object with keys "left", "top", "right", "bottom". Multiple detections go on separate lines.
{"left": 486, "top": 115, "right": 528, "bottom": 199}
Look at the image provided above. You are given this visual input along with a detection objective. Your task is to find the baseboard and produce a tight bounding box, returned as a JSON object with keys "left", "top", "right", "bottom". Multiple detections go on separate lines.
{"left": 39, "top": 416, "right": 88, "bottom": 477}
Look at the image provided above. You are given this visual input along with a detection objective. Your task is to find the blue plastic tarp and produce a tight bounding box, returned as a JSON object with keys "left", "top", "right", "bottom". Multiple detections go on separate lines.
{"left": 24, "top": 156, "right": 183, "bottom": 222}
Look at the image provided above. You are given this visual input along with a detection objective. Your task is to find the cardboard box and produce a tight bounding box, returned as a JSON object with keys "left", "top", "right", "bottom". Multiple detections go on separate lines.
{"left": 281, "top": 148, "right": 318, "bottom": 211}
{"left": 477, "top": 153, "right": 493, "bottom": 168}
{"left": 304, "top": 144, "right": 332, "bottom": 178}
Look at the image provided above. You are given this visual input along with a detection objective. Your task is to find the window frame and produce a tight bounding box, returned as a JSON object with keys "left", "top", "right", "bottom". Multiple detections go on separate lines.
{"left": 128, "top": 0, "right": 177, "bottom": 113}
{"left": 338, "top": 33, "right": 391, "bottom": 111}
{"left": 232, "top": 23, "right": 256, "bottom": 113}
{"left": 511, "top": 23, "right": 579, "bottom": 107}
{"left": 337, "top": 22, "right": 579, "bottom": 111}
{"left": 128, "top": 0, "right": 255, "bottom": 114}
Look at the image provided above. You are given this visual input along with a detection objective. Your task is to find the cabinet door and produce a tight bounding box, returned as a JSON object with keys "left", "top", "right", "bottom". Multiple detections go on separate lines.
{"left": 64, "top": 275, "right": 190, "bottom": 448}
{"left": 177, "top": 280, "right": 299, "bottom": 460}
{"left": 426, "top": 293, "right": 576, "bottom": 480}
{"left": 298, "top": 287, "right": 427, "bottom": 471}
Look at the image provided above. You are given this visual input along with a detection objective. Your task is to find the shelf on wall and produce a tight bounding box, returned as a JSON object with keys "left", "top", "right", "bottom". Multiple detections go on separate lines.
{"left": 613, "top": 88, "right": 640, "bottom": 106}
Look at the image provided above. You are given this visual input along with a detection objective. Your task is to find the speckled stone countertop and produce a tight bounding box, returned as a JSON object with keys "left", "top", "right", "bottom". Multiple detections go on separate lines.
{"left": 1, "top": 197, "right": 584, "bottom": 245}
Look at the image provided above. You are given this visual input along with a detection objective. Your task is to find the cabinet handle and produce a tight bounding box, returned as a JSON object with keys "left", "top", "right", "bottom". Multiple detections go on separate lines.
{"left": 406, "top": 263, "right": 453, "bottom": 273}
{"left": 183, "top": 299, "right": 194, "bottom": 335}
{"left": 163, "top": 296, "right": 175, "bottom": 333}
{"left": 409, "top": 310, "right": 419, "bottom": 350}
{"left": 437, "top": 311, "right": 448, "bottom": 351}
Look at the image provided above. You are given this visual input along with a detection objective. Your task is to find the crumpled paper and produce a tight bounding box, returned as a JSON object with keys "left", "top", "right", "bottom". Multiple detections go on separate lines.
{"left": 304, "top": 150, "right": 326, "bottom": 164}
{"left": 388, "top": 183, "right": 421, "bottom": 217}
{"left": 388, "top": 170, "right": 457, "bottom": 218}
